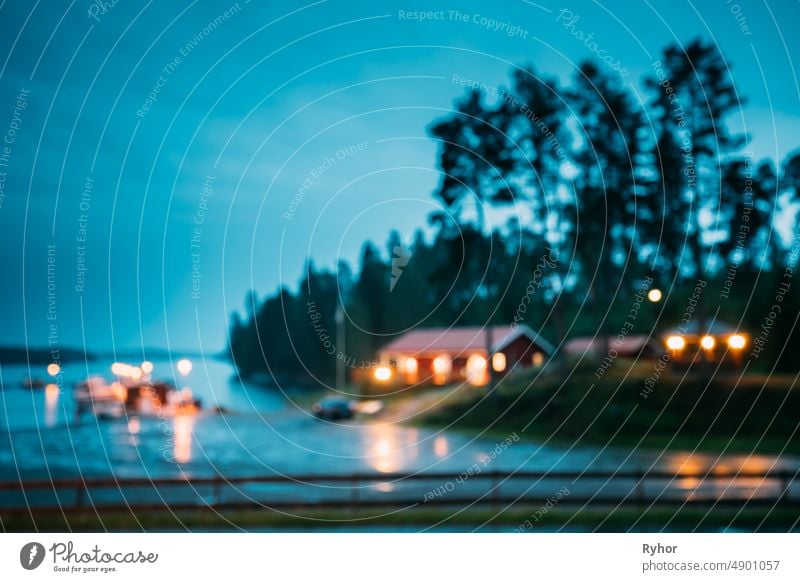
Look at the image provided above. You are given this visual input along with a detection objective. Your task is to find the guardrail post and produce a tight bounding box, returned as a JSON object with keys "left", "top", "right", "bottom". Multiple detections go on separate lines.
{"left": 491, "top": 471, "right": 500, "bottom": 508}
{"left": 75, "top": 482, "right": 84, "bottom": 509}
{"left": 351, "top": 474, "right": 359, "bottom": 515}
{"left": 212, "top": 474, "right": 222, "bottom": 507}
{"left": 779, "top": 473, "right": 791, "bottom": 504}
{"left": 635, "top": 470, "right": 646, "bottom": 505}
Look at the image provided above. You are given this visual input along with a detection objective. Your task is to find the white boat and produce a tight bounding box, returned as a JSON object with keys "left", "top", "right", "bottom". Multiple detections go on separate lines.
{"left": 73, "top": 375, "right": 199, "bottom": 419}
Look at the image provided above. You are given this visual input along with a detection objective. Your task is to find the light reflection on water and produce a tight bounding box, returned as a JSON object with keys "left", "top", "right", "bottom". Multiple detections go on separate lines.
{"left": 367, "top": 424, "right": 401, "bottom": 473}
{"left": 656, "top": 451, "right": 789, "bottom": 501}
{"left": 44, "top": 383, "right": 59, "bottom": 428}
{"left": 434, "top": 435, "right": 449, "bottom": 458}
{"left": 173, "top": 415, "right": 194, "bottom": 464}
{"left": 127, "top": 416, "right": 140, "bottom": 446}
{"left": 1, "top": 358, "right": 289, "bottom": 431}
{"left": 364, "top": 423, "right": 440, "bottom": 474}
{"left": 1, "top": 359, "right": 798, "bottom": 508}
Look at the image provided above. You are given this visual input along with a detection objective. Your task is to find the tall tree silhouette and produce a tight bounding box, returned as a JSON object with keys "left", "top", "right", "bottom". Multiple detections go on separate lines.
{"left": 646, "top": 39, "right": 745, "bottom": 279}
{"left": 349, "top": 242, "right": 390, "bottom": 357}
{"left": 506, "top": 66, "right": 570, "bottom": 237}
{"left": 429, "top": 90, "right": 518, "bottom": 229}
{"left": 569, "top": 62, "right": 646, "bottom": 326}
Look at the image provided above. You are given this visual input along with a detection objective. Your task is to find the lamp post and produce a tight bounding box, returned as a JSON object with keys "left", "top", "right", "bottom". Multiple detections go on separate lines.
{"left": 666, "top": 335, "right": 686, "bottom": 363}
{"left": 727, "top": 334, "right": 746, "bottom": 370}
{"left": 485, "top": 325, "right": 495, "bottom": 392}
{"left": 335, "top": 303, "right": 345, "bottom": 392}
{"left": 700, "top": 335, "right": 715, "bottom": 363}
{"left": 647, "top": 288, "right": 662, "bottom": 303}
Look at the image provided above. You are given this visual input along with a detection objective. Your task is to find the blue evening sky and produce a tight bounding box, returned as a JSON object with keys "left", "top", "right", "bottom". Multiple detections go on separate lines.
{"left": 0, "top": 0, "right": 798, "bottom": 352}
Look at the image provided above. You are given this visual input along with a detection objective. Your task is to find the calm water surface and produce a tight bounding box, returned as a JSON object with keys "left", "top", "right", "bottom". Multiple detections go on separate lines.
{"left": 1, "top": 358, "right": 797, "bottom": 510}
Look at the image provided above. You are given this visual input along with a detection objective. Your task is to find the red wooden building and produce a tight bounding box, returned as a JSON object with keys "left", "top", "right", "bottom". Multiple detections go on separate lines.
{"left": 377, "top": 325, "right": 553, "bottom": 386}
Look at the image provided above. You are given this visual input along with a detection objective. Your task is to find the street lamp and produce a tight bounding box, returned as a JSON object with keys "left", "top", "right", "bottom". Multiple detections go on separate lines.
{"left": 111, "top": 362, "right": 129, "bottom": 376}
{"left": 666, "top": 335, "right": 685, "bottom": 351}
{"left": 727, "top": 334, "right": 746, "bottom": 369}
{"left": 176, "top": 358, "right": 193, "bottom": 376}
{"left": 335, "top": 303, "right": 345, "bottom": 391}
{"left": 727, "top": 334, "right": 746, "bottom": 350}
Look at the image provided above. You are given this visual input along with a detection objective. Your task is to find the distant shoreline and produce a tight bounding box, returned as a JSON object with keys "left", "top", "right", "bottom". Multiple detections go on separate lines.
{"left": 0, "top": 346, "right": 225, "bottom": 365}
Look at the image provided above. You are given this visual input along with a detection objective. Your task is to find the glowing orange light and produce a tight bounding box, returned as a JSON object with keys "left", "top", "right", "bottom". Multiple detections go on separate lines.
{"left": 492, "top": 352, "right": 507, "bottom": 372}
{"left": 374, "top": 366, "right": 392, "bottom": 382}
{"left": 111, "top": 362, "right": 128, "bottom": 376}
{"left": 46, "top": 363, "right": 61, "bottom": 377}
{"left": 434, "top": 435, "right": 449, "bottom": 458}
{"left": 467, "top": 354, "right": 487, "bottom": 370}
{"left": 728, "top": 334, "right": 746, "bottom": 350}
{"left": 402, "top": 357, "right": 419, "bottom": 383}
{"left": 367, "top": 423, "right": 402, "bottom": 473}
{"left": 432, "top": 356, "right": 451, "bottom": 384}
{"left": 173, "top": 415, "right": 193, "bottom": 464}
{"left": 110, "top": 382, "right": 127, "bottom": 401}
{"left": 141, "top": 361, "right": 154, "bottom": 375}
{"left": 176, "top": 358, "right": 193, "bottom": 376}
{"left": 647, "top": 289, "right": 663, "bottom": 302}
{"left": 45, "top": 383, "right": 59, "bottom": 427}
{"left": 700, "top": 335, "right": 715, "bottom": 350}
{"left": 466, "top": 354, "right": 488, "bottom": 385}
{"left": 128, "top": 417, "right": 140, "bottom": 435}
{"left": 666, "top": 335, "right": 685, "bottom": 350}
{"left": 432, "top": 356, "right": 450, "bottom": 374}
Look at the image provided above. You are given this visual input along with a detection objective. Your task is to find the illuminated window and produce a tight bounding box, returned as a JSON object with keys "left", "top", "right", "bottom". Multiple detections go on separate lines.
{"left": 532, "top": 352, "right": 544, "bottom": 367}
{"left": 432, "top": 356, "right": 452, "bottom": 385}
{"left": 666, "top": 335, "right": 685, "bottom": 351}
{"left": 404, "top": 357, "right": 419, "bottom": 383}
{"left": 727, "top": 334, "right": 746, "bottom": 349}
{"left": 466, "top": 354, "right": 488, "bottom": 385}
{"left": 492, "top": 352, "right": 507, "bottom": 372}
{"left": 176, "top": 358, "right": 193, "bottom": 376}
{"left": 374, "top": 366, "right": 392, "bottom": 382}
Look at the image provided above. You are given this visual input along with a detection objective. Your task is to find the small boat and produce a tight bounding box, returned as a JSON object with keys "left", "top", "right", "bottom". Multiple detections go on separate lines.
{"left": 73, "top": 376, "right": 126, "bottom": 419}
{"left": 73, "top": 375, "right": 201, "bottom": 419}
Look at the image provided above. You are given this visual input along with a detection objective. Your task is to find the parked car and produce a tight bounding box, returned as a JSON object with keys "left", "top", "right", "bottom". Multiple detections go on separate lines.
{"left": 311, "top": 397, "right": 354, "bottom": 420}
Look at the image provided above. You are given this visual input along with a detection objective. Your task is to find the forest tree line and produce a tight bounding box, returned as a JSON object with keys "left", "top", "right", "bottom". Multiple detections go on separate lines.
{"left": 229, "top": 39, "right": 800, "bottom": 383}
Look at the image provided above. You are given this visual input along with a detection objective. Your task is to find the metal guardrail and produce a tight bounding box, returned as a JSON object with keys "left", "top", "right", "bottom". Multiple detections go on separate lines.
{"left": 0, "top": 469, "right": 797, "bottom": 513}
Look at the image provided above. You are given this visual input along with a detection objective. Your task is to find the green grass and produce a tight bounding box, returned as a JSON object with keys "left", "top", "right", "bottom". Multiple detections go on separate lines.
{"left": 414, "top": 364, "right": 800, "bottom": 455}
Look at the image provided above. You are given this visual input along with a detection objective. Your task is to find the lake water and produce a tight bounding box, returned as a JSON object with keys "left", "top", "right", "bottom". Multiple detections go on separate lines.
{"left": 1, "top": 358, "right": 798, "bottom": 511}
{"left": 0, "top": 357, "right": 289, "bottom": 432}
